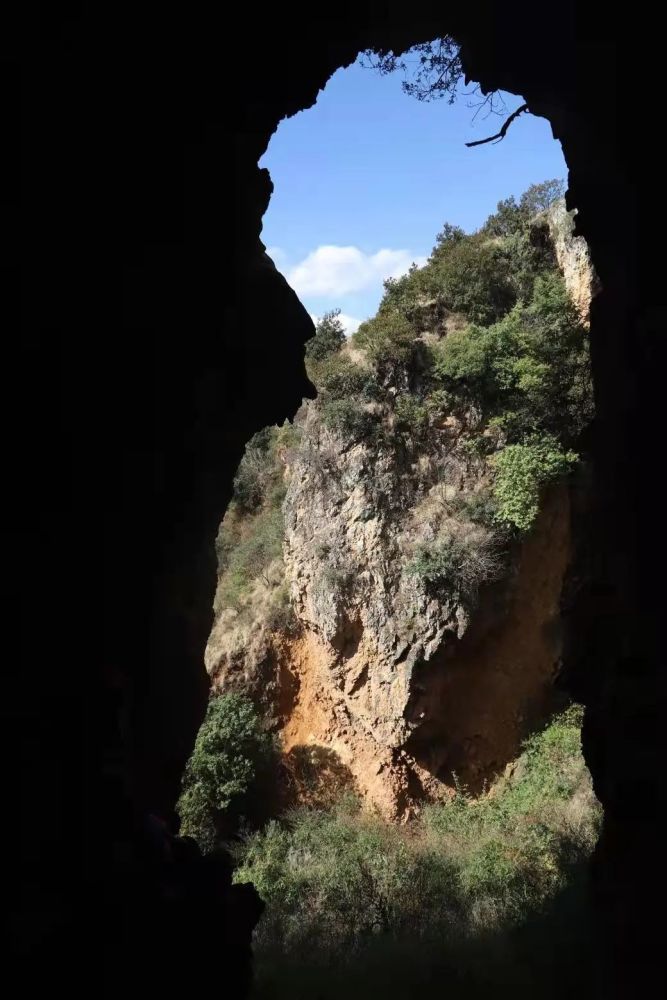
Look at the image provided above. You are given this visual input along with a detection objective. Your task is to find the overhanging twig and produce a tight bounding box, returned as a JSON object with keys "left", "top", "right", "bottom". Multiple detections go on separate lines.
{"left": 465, "top": 103, "right": 529, "bottom": 148}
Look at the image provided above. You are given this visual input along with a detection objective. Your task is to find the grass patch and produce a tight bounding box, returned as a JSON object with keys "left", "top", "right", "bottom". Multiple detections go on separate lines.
{"left": 234, "top": 706, "right": 600, "bottom": 998}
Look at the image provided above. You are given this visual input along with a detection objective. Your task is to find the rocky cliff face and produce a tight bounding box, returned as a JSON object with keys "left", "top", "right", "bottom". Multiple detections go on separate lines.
{"left": 206, "top": 201, "right": 595, "bottom": 818}
{"left": 547, "top": 200, "right": 597, "bottom": 324}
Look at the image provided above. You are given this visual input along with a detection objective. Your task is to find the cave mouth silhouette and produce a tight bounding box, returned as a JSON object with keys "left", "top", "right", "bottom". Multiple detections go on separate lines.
{"left": 10, "top": 7, "right": 662, "bottom": 997}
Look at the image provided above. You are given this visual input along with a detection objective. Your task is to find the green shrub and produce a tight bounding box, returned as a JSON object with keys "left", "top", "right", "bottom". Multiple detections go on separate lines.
{"left": 344, "top": 186, "right": 567, "bottom": 394}
{"left": 320, "top": 397, "right": 374, "bottom": 438}
{"left": 491, "top": 436, "right": 577, "bottom": 532}
{"left": 433, "top": 273, "right": 592, "bottom": 444}
{"left": 459, "top": 434, "right": 496, "bottom": 459}
{"left": 307, "top": 346, "right": 380, "bottom": 438}
{"left": 432, "top": 321, "right": 496, "bottom": 391}
{"left": 353, "top": 311, "right": 418, "bottom": 374}
{"left": 520, "top": 272, "right": 593, "bottom": 438}
{"left": 305, "top": 310, "right": 347, "bottom": 384}
{"left": 481, "top": 180, "right": 564, "bottom": 239}
{"left": 215, "top": 419, "right": 292, "bottom": 612}
{"left": 519, "top": 179, "right": 565, "bottom": 216}
{"left": 274, "top": 418, "right": 301, "bottom": 455}
{"left": 380, "top": 264, "right": 430, "bottom": 323}
{"left": 235, "top": 705, "right": 600, "bottom": 975}
{"left": 393, "top": 393, "right": 430, "bottom": 433}
{"left": 426, "top": 235, "right": 516, "bottom": 324}
{"left": 304, "top": 313, "right": 381, "bottom": 440}
{"left": 310, "top": 185, "right": 592, "bottom": 462}
{"left": 233, "top": 426, "right": 281, "bottom": 511}
{"left": 217, "top": 493, "right": 285, "bottom": 608}
{"left": 409, "top": 527, "right": 501, "bottom": 600}
{"left": 429, "top": 221, "right": 466, "bottom": 260}
{"left": 423, "top": 386, "right": 456, "bottom": 415}
{"left": 456, "top": 490, "right": 500, "bottom": 527}
{"left": 501, "top": 224, "right": 557, "bottom": 302}
{"left": 177, "top": 693, "right": 276, "bottom": 851}
{"left": 235, "top": 800, "right": 456, "bottom": 957}
{"left": 315, "top": 353, "right": 370, "bottom": 399}
{"left": 423, "top": 705, "right": 595, "bottom": 859}
{"left": 482, "top": 194, "right": 527, "bottom": 238}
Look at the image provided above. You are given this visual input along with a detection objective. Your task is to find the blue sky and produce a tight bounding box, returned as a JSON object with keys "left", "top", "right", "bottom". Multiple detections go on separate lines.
{"left": 261, "top": 57, "right": 567, "bottom": 334}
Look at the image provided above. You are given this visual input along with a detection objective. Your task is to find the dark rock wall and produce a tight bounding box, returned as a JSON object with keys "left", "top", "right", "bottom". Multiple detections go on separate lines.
{"left": 3, "top": 3, "right": 664, "bottom": 996}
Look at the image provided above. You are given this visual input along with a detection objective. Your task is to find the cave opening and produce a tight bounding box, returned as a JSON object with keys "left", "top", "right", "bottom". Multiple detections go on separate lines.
{"left": 182, "top": 47, "right": 602, "bottom": 998}
{"left": 13, "top": 6, "right": 665, "bottom": 999}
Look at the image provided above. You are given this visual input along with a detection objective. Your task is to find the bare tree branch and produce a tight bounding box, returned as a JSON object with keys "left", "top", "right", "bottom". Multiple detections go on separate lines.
{"left": 466, "top": 87, "right": 508, "bottom": 123}
{"left": 465, "top": 103, "right": 529, "bottom": 147}
{"left": 363, "top": 41, "right": 528, "bottom": 149}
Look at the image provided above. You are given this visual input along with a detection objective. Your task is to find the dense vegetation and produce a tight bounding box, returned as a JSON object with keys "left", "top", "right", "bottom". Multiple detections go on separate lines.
{"left": 177, "top": 693, "right": 277, "bottom": 849}
{"left": 179, "top": 699, "right": 600, "bottom": 995}
{"left": 212, "top": 181, "right": 591, "bottom": 612}
{"left": 213, "top": 421, "right": 298, "bottom": 630}
{"left": 298, "top": 181, "right": 592, "bottom": 614}
{"left": 235, "top": 706, "right": 600, "bottom": 998}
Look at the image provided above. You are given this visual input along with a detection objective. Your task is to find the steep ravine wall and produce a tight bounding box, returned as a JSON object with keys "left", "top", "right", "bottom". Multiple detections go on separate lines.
{"left": 210, "top": 485, "right": 571, "bottom": 817}
{"left": 207, "top": 209, "right": 591, "bottom": 818}
{"left": 405, "top": 485, "right": 571, "bottom": 795}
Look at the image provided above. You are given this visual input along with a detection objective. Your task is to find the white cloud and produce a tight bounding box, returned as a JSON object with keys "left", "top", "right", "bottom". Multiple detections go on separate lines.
{"left": 287, "top": 245, "right": 426, "bottom": 297}
{"left": 310, "top": 312, "right": 363, "bottom": 337}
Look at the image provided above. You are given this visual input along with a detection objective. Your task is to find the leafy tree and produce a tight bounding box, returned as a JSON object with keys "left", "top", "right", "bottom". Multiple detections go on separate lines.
{"left": 353, "top": 311, "right": 419, "bottom": 378}
{"left": 492, "top": 272, "right": 592, "bottom": 441}
{"left": 178, "top": 693, "right": 276, "bottom": 851}
{"left": 305, "top": 310, "right": 347, "bottom": 383}
{"left": 433, "top": 273, "right": 591, "bottom": 443}
{"left": 491, "top": 436, "right": 577, "bottom": 532}
{"left": 430, "top": 222, "right": 466, "bottom": 261}
{"left": 380, "top": 265, "right": 429, "bottom": 324}
{"left": 320, "top": 397, "right": 374, "bottom": 439}
{"left": 393, "top": 393, "right": 430, "bottom": 433}
{"left": 309, "top": 351, "right": 377, "bottom": 437}
{"left": 427, "top": 235, "right": 516, "bottom": 324}
{"left": 501, "top": 224, "right": 557, "bottom": 302}
{"left": 482, "top": 180, "right": 565, "bottom": 239}
{"left": 315, "top": 353, "right": 369, "bottom": 398}
{"left": 363, "top": 37, "right": 464, "bottom": 104}
{"left": 519, "top": 179, "right": 565, "bottom": 216}
{"left": 483, "top": 196, "right": 527, "bottom": 238}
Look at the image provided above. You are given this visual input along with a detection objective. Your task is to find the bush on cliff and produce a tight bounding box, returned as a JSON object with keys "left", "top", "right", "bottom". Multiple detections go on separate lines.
{"left": 431, "top": 273, "right": 591, "bottom": 445}
{"left": 491, "top": 436, "right": 577, "bottom": 532}
{"left": 177, "top": 693, "right": 276, "bottom": 851}
{"left": 305, "top": 309, "right": 347, "bottom": 384}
